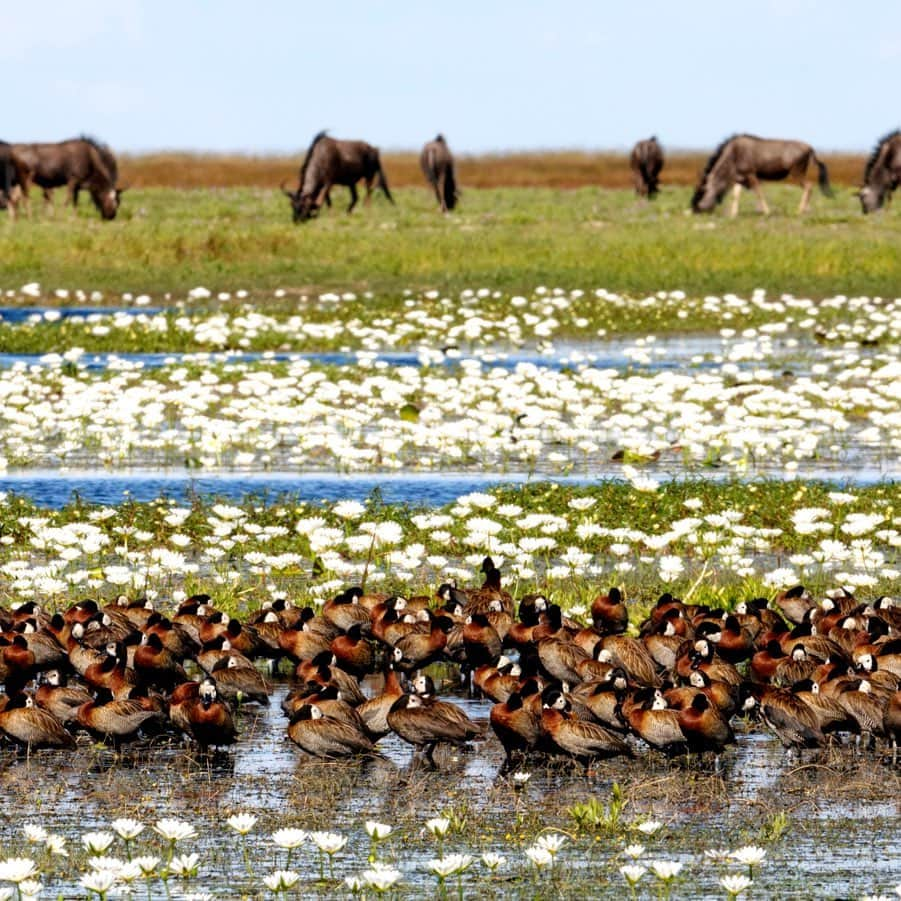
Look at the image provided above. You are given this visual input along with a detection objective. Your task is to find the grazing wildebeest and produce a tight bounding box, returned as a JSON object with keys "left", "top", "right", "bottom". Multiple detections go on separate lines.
{"left": 420, "top": 134, "right": 458, "bottom": 212}
{"left": 858, "top": 130, "right": 901, "bottom": 213}
{"left": 0, "top": 142, "right": 28, "bottom": 219}
{"left": 281, "top": 131, "right": 394, "bottom": 222}
{"left": 691, "top": 134, "right": 833, "bottom": 216}
{"left": 12, "top": 136, "right": 124, "bottom": 220}
{"left": 630, "top": 136, "right": 664, "bottom": 198}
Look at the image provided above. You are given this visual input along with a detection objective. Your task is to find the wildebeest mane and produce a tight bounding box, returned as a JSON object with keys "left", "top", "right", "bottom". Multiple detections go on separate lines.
{"left": 300, "top": 131, "right": 329, "bottom": 187}
{"left": 691, "top": 134, "right": 759, "bottom": 208}
{"left": 864, "top": 130, "right": 900, "bottom": 182}
{"left": 75, "top": 134, "right": 118, "bottom": 183}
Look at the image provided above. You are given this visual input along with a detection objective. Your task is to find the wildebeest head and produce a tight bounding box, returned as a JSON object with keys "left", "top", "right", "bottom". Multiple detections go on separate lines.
{"left": 858, "top": 184, "right": 884, "bottom": 214}
{"left": 281, "top": 181, "right": 318, "bottom": 222}
{"left": 90, "top": 186, "right": 126, "bottom": 220}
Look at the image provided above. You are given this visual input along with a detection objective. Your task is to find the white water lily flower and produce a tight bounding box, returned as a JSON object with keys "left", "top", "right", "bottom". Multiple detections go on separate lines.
{"left": 345, "top": 875, "right": 365, "bottom": 892}
{"left": 650, "top": 860, "right": 683, "bottom": 880}
{"left": 636, "top": 819, "right": 663, "bottom": 835}
{"left": 153, "top": 818, "right": 196, "bottom": 842}
{"left": 425, "top": 817, "right": 451, "bottom": 837}
{"left": 364, "top": 821, "right": 393, "bottom": 840}
{"left": 226, "top": 813, "right": 258, "bottom": 835}
{"left": 427, "top": 854, "right": 473, "bottom": 878}
{"left": 311, "top": 831, "right": 347, "bottom": 854}
{"left": 481, "top": 852, "right": 505, "bottom": 871}
{"left": 623, "top": 843, "right": 645, "bottom": 859}
{"left": 117, "top": 862, "right": 142, "bottom": 883}
{"left": 22, "top": 825, "right": 47, "bottom": 844}
{"left": 512, "top": 771, "right": 531, "bottom": 786}
{"left": 263, "top": 870, "right": 300, "bottom": 891}
{"left": 80, "top": 870, "right": 117, "bottom": 895}
{"left": 89, "top": 856, "right": 125, "bottom": 874}
{"left": 271, "top": 828, "right": 308, "bottom": 849}
{"left": 0, "top": 858, "right": 38, "bottom": 884}
{"left": 132, "top": 856, "right": 160, "bottom": 876}
{"left": 362, "top": 864, "right": 402, "bottom": 891}
{"left": 704, "top": 848, "right": 732, "bottom": 862}
{"left": 620, "top": 864, "right": 646, "bottom": 886}
{"left": 720, "top": 873, "right": 753, "bottom": 896}
{"left": 169, "top": 852, "right": 200, "bottom": 877}
{"left": 0, "top": 891, "right": 11, "bottom": 901}
{"left": 525, "top": 846, "right": 553, "bottom": 869}
{"left": 82, "top": 832, "right": 115, "bottom": 855}
{"left": 44, "top": 835, "right": 67, "bottom": 857}
{"left": 111, "top": 818, "right": 144, "bottom": 840}
{"left": 730, "top": 846, "right": 766, "bottom": 866}
{"left": 18, "top": 879, "right": 41, "bottom": 901}
{"left": 534, "top": 833, "right": 566, "bottom": 856}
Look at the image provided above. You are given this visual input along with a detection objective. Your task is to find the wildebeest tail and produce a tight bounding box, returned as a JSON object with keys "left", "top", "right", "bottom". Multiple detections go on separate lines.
{"left": 376, "top": 155, "right": 394, "bottom": 204}
{"left": 814, "top": 155, "right": 833, "bottom": 198}
{"left": 443, "top": 163, "right": 458, "bottom": 210}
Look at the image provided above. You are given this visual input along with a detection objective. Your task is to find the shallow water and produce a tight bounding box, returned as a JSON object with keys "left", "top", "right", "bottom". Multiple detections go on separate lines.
{"left": 0, "top": 465, "right": 895, "bottom": 509}
{"left": 0, "top": 678, "right": 897, "bottom": 899}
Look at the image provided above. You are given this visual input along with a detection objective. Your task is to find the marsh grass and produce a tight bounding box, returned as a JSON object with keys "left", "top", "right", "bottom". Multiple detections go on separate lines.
{"left": 2, "top": 184, "right": 899, "bottom": 298}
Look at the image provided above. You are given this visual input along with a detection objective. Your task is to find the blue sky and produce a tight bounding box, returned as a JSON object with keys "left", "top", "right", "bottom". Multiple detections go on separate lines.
{"left": 5, "top": 0, "right": 900, "bottom": 154}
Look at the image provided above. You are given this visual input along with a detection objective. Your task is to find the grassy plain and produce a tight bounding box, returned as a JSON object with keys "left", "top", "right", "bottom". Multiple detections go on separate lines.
{"left": 1, "top": 180, "right": 900, "bottom": 301}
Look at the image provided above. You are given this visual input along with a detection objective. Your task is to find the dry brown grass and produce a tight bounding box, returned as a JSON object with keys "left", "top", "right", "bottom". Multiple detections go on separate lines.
{"left": 119, "top": 150, "right": 869, "bottom": 190}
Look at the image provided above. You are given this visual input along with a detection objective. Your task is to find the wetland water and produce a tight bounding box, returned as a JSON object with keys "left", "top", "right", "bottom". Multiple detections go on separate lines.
{"left": 0, "top": 679, "right": 898, "bottom": 899}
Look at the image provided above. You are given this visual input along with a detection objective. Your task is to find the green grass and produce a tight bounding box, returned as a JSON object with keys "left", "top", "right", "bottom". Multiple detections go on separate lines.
{"left": 2, "top": 185, "right": 899, "bottom": 299}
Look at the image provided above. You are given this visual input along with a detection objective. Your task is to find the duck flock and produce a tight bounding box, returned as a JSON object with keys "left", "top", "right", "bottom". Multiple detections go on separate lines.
{"left": 0, "top": 558, "right": 899, "bottom": 769}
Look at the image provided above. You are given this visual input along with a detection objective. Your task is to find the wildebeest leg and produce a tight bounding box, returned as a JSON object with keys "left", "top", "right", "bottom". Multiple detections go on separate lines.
{"left": 66, "top": 179, "right": 80, "bottom": 216}
{"left": 729, "top": 184, "right": 742, "bottom": 218}
{"left": 7, "top": 185, "right": 23, "bottom": 222}
{"left": 43, "top": 188, "right": 55, "bottom": 217}
{"left": 436, "top": 171, "right": 448, "bottom": 213}
{"left": 363, "top": 178, "right": 374, "bottom": 207}
{"left": 748, "top": 177, "right": 770, "bottom": 215}
{"left": 798, "top": 182, "right": 813, "bottom": 214}
{"left": 347, "top": 183, "right": 359, "bottom": 213}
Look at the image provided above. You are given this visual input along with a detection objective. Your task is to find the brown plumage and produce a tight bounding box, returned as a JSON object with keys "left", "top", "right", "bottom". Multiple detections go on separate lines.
{"left": 76, "top": 695, "right": 164, "bottom": 742}
{"left": 742, "top": 684, "right": 825, "bottom": 749}
{"left": 330, "top": 623, "right": 376, "bottom": 677}
{"left": 540, "top": 690, "right": 632, "bottom": 763}
{"left": 490, "top": 685, "right": 542, "bottom": 762}
{"left": 0, "top": 693, "right": 75, "bottom": 749}
{"left": 34, "top": 670, "right": 93, "bottom": 724}
{"left": 356, "top": 666, "right": 404, "bottom": 741}
{"left": 171, "top": 678, "right": 237, "bottom": 749}
{"left": 387, "top": 693, "right": 483, "bottom": 763}
{"left": 288, "top": 704, "right": 375, "bottom": 758}
{"left": 597, "top": 635, "right": 659, "bottom": 687}
{"left": 591, "top": 587, "right": 628, "bottom": 634}
{"left": 210, "top": 657, "right": 270, "bottom": 705}
{"left": 620, "top": 689, "right": 687, "bottom": 754}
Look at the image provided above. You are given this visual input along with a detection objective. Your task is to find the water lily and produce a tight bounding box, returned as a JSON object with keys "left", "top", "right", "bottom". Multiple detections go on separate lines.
{"left": 226, "top": 813, "right": 258, "bottom": 835}
{"left": 512, "top": 771, "right": 532, "bottom": 788}
{"left": 82, "top": 832, "right": 115, "bottom": 855}
{"left": 425, "top": 817, "right": 451, "bottom": 838}
{"left": 111, "top": 818, "right": 144, "bottom": 841}
{"left": 311, "top": 831, "right": 347, "bottom": 880}
{"left": 620, "top": 863, "right": 647, "bottom": 899}
{"left": 623, "top": 843, "right": 645, "bottom": 859}
{"left": 44, "top": 834, "right": 67, "bottom": 857}
{"left": 22, "top": 826, "right": 47, "bottom": 844}
{"left": 362, "top": 863, "right": 402, "bottom": 893}
{"left": 525, "top": 846, "right": 553, "bottom": 870}
{"left": 263, "top": 869, "right": 300, "bottom": 892}
{"left": 534, "top": 833, "right": 566, "bottom": 857}
{"left": 635, "top": 819, "right": 664, "bottom": 835}
{"left": 0, "top": 858, "right": 38, "bottom": 884}
{"left": 153, "top": 818, "right": 196, "bottom": 843}
{"left": 427, "top": 854, "right": 472, "bottom": 878}
{"left": 720, "top": 873, "right": 753, "bottom": 898}
{"left": 480, "top": 852, "right": 505, "bottom": 871}
{"left": 132, "top": 855, "right": 160, "bottom": 877}
{"left": 169, "top": 852, "right": 200, "bottom": 877}
{"left": 731, "top": 845, "right": 766, "bottom": 878}
{"left": 80, "top": 869, "right": 117, "bottom": 898}
{"left": 650, "top": 860, "right": 683, "bottom": 900}
{"left": 365, "top": 821, "right": 393, "bottom": 863}
{"left": 18, "top": 879, "right": 42, "bottom": 901}
{"left": 271, "top": 828, "right": 307, "bottom": 849}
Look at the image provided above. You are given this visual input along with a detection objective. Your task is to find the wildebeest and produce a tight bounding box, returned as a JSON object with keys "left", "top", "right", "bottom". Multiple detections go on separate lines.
{"left": 13, "top": 136, "right": 124, "bottom": 220}
{"left": 630, "top": 136, "right": 664, "bottom": 198}
{"left": 691, "top": 134, "right": 833, "bottom": 216}
{"left": 0, "top": 142, "right": 28, "bottom": 219}
{"left": 420, "top": 134, "right": 458, "bottom": 212}
{"left": 858, "top": 130, "right": 901, "bottom": 213}
{"left": 281, "top": 131, "right": 393, "bottom": 222}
